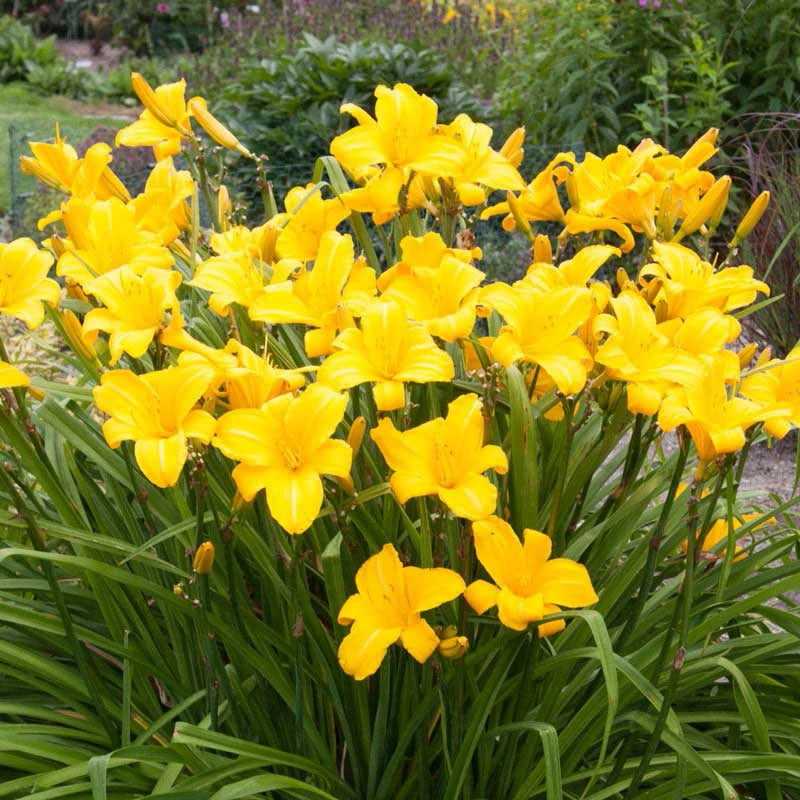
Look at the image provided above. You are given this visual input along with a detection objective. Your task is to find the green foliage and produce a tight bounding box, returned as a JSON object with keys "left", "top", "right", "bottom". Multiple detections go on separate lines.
{"left": 219, "top": 34, "right": 486, "bottom": 214}
{"left": 0, "top": 14, "right": 60, "bottom": 83}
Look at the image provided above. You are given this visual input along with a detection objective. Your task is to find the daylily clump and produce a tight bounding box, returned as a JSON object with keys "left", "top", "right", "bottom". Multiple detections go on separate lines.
{"left": 3, "top": 73, "right": 797, "bottom": 690}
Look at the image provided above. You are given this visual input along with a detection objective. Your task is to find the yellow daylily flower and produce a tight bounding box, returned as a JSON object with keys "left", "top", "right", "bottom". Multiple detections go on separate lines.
{"left": 316, "top": 299, "right": 454, "bottom": 411}
{"left": 130, "top": 157, "right": 193, "bottom": 245}
{"left": 212, "top": 384, "right": 352, "bottom": 534}
{"left": 337, "top": 543, "right": 465, "bottom": 680}
{"left": 56, "top": 197, "right": 173, "bottom": 287}
{"left": 249, "top": 231, "right": 376, "bottom": 357}
{"left": 189, "top": 250, "right": 273, "bottom": 316}
{"left": 19, "top": 124, "right": 80, "bottom": 192}
{"left": 379, "top": 251, "right": 485, "bottom": 341}
{"left": 0, "top": 360, "right": 29, "bottom": 388}
{"left": 681, "top": 517, "right": 750, "bottom": 562}
{"left": 464, "top": 515, "right": 598, "bottom": 635}
{"left": 330, "top": 83, "right": 464, "bottom": 178}
{"left": 273, "top": 184, "right": 350, "bottom": 262}
{"left": 740, "top": 345, "right": 800, "bottom": 439}
{"left": 479, "top": 282, "right": 593, "bottom": 395}
{"left": 116, "top": 74, "right": 196, "bottom": 160}
{"left": 443, "top": 113, "right": 525, "bottom": 206}
{"left": 0, "top": 238, "right": 60, "bottom": 329}
{"left": 371, "top": 393, "right": 508, "bottom": 520}
{"left": 82, "top": 267, "right": 181, "bottom": 365}
{"left": 340, "top": 166, "right": 409, "bottom": 225}
{"left": 657, "top": 356, "right": 776, "bottom": 462}
{"left": 93, "top": 363, "right": 216, "bottom": 488}
{"left": 482, "top": 151, "right": 574, "bottom": 230}
{"left": 641, "top": 241, "right": 770, "bottom": 320}
{"left": 594, "top": 292, "right": 699, "bottom": 415}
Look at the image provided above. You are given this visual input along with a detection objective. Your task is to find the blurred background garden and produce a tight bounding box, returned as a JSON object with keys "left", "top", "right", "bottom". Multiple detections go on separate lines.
{"left": 1, "top": 0, "right": 799, "bottom": 352}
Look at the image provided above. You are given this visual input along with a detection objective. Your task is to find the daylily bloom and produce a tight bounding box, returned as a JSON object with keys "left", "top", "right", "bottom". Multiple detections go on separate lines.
{"left": 479, "top": 282, "right": 592, "bottom": 395}
{"left": 272, "top": 184, "right": 350, "bottom": 262}
{"left": 82, "top": 266, "right": 182, "bottom": 364}
{"left": 337, "top": 543, "right": 465, "bottom": 680}
{"left": 594, "top": 291, "right": 698, "bottom": 415}
{"left": 93, "top": 363, "right": 216, "bottom": 488}
{"left": 130, "top": 157, "right": 193, "bottom": 245}
{"left": 464, "top": 516, "right": 598, "bottom": 635}
{"left": 641, "top": 241, "right": 770, "bottom": 320}
{"left": 316, "top": 299, "right": 454, "bottom": 411}
{"left": 658, "top": 356, "right": 775, "bottom": 462}
{"left": 443, "top": 113, "right": 525, "bottom": 205}
{"left": 0, "top": 360, "right": 29, "bottom": 388}
{"left": 681, "top": 517, "right": 750, "bottom": 562}
{"left": 379, "top": 251, "right": 485, "bottom": 341}
{"left": 371, "top": 393, "right": 508, "bottom": 520}
{"left": 190, "top": 250, "right": 273, "bottom": 316}
{"left": 116, "top": 74, "right": 196, "bottom": 160}
{"left": 56, "top": 197, "right": 173, "bottom": 287}
{"left": 249, "top": 231, "right": 376, "bottom": 357}
{"left": 0, "top": 238, "right": 60, "bottom": 329}
{"left": 740, "top": 345, "right": 800, "bottom": 438}
{"left": 212, "top": 384, "right": 352, "bottom": 534}
{"left": 330, "top": 83, "right": 464, "bottom": 179}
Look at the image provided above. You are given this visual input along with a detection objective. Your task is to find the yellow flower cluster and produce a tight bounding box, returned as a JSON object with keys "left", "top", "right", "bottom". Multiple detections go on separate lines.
{"left": 3, "top": 77, "right": 797, "bottom": 682}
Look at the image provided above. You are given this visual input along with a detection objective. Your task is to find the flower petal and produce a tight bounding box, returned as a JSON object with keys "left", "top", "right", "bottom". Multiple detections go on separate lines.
{"left": 265, "top": 466, "right": 324, "bottom": 534}
{"left": 399, "top": 617, "right": 440, "bottom": 663}
{"left": 403, "top": 566, "right": 465, "bottom": 612}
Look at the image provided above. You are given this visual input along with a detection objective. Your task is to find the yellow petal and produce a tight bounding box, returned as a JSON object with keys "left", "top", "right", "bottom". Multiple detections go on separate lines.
{"left": 403, "top": 566, "right": 465, "bottom": 612}
{"left": 399, "top": 617, "right": 440, "bottom": 663}
{"left": 438, "top": 473, "right": 498, "bottom": 520}
{"left": 472, "top": 515, "right": 523, "bottom": 588}
{"left": 496, "top": 586, "right": 544, "bottom": 631}
{"left": 338, "top": 621, "right": 402, "bottom": 680}
{"left": 134, "top": 433, "right": 187, "bottom": 488}
{"left": 535, "top": 559, "right": 598, "bottom": 608}
{"left": 464, "top": 579, "right": 499, "bottom": 615}
{"left": 265, "top": 466, "right": 324, "bottom": 534}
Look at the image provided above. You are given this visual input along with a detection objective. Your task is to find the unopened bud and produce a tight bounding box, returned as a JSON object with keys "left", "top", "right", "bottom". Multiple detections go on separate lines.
{"left": 438, "top": 629, "right": 469, "bottom": 660}
{"left": 505, "top": 191, "right": 533, "bottom": 240}
{"left": 189, "top": 98, "right": 252, "bottom": 156}
{"left": 131, "top": 72, "right": 176, "bottom": 128}
{"left": 347, "top": 416, "right": 367, "bottom": 457}
{"left": 737, "top": 342, "right": 757, "bottom": 369}
{"left": 532, "top": 234, "right": 552, "bottom": 265}
{"left": 732, "top": 191, "right": 770, "bottom": 246}
{"left": 755, "top": 346, "right": 772, "bottom": 369}
{"left": 675, "top": 176, "right": 731, "bottom": 240}
{"left": 218, "top": 185, "right": 231, "bottom": 231}
{"left": 173, "top": 581, "right": 184, "bottom": 596}
{"left": 499, "top": 126, "right": 525, "bottom": 168}
{"left": 192, "top": 541, "right": 215, "bottom": 574}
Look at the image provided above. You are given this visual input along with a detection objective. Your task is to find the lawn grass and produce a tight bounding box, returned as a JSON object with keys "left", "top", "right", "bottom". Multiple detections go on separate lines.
{"left": 0, "top": 83, "right": 130, "bottom": 217}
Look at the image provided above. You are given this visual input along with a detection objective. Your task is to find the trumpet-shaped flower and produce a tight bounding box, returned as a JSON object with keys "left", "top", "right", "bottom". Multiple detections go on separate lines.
{"left": 371, "top": 393, "right": 508, "bottom": 520}
{"left": 479, "top": 282, "right": 592, "bottom": 395}
{"left": 249, "top": 231, "right": 376, "bottom": 357}
{"left": 594, "top": 292, "right": 699, "bottom": 415}
{"left": 273, "top": 184, "right": 350, "bottom": 263}
{"left": 82, "top": 266, "right": 182, "bottom": 364}
{"left": 337, "top": 543, "right": 465, "bottom": 679}
{"left": 641, "top": 241, "right": 769, "bottom": 320}
{"left": 115, "top": 74, "right": 195, "bottom": 160}
{"left": 464, "top": 516, "right": 598, "bottom": 634}
{"left": 130, "top": 157, "right": 193, "bottom": 245}
{"left": 657, "top": 356, "right": 774, "bottom": 461}
{"left": 740, "top": 345, "right": 800, "bottom": 439}
{"left": 330, "top": 83, "right": 464, "bottom": 178}
{"left": 93, "top": 363, "right": 216, "bottom": 487}
{"left": 190, "top": 251, "right": 273, "bottom": 316}
{"left": 57, "top": 198, "right": 173, "bottom": 287}
{"left": 379, "top": 252, "right": 485, "bottom": 341}
{"left": 443, "top": 113, "right": 524, "bottom": 205}
{"left": 0, "top": 238, "right": 60, "bottom": 329}
{"left": 212, "top": 384, "right": 352, "bottom": 534}
{"left": 316, "top": 299, "right": 454, "bottom": 411}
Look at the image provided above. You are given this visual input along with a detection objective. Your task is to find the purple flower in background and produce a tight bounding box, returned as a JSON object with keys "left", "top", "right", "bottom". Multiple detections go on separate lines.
{"left": 156, "top": 2, "right": 169, "bottom": 12}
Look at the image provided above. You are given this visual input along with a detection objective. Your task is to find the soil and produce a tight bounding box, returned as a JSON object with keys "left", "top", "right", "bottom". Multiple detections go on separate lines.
{"left": 54, "top": 39, "right": 127, "bottom": 73}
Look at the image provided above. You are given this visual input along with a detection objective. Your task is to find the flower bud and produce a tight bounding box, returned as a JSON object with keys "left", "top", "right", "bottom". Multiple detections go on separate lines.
{"left": 674, "top": 176, "right": 731, "bottom": 240}
{"left": 232, "top": 490, "right": 252, "bottom": 513}
{"left": 131, "top": 72, "right": 177, "bottom": 128}
{"left": 532, "top": 234, "right": 552, "bottom": 265}
{"left": 438, "top": 632, "right": 469, "bottom": 660}
{"left": 505, "top": 191, "right": 533, "bottom": 240}
{"left": 189, "top": 98, "right": 252, "bottom": 157}
{"left": 347, "top": 416, "right": 367, "bottom": 457}
{"left": 218, "top": 184, "right": 232, "bottom": 231}
{"left": 193, "top": 541, "right": 215, "bottom": 574}
{"left": 500, "top": 126, "right": 525, "bottom": 168}
{"left": 732, "top": 191, "right": 770, "bottom": 246}
{"left": 737, "top": 342, "right": 757, "bottom": 370}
